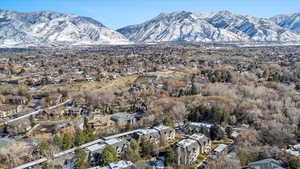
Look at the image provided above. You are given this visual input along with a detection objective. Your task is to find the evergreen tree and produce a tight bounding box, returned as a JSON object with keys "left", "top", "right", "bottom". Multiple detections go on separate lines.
{"left": 210, "top": 125, "right": 225, "bottom": 140}
{"left": 165, "top": 147, "right": 176, "bottom": 166}
{"left": 39, "top": 141, "right": 49, "bottom": 156}
{"left": 99, "top": 145, "right": 118, "bottom": 166}
{"left": 62, "top": 133, "right": 73, "bottom": 150}
{"left": 75, "top": 130, "right": 86, "bottom": 146}
{"left": 225, "top": 126, "right": 233, "bottom": 137}
{"left": 163, "top": 116, "right": 174, "bottom": 127}
{"left": 83, "top": 117, "right": 95, "bottom": 142}
{"left": 140, "top": 136, "right": 153, "bottom": 158}
{"left": 124, "top": 146, "right": 140, "bottom": 162}
{"left": 53, "top": 134, "right": 62, "bottom": 149}
{"left": 75, "top": 148, "right": 87, "bottom": 169}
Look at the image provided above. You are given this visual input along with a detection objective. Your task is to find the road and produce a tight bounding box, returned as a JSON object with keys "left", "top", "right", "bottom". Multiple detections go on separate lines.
{"left": 5, "top": 99, "right": 72, "bottom": 124}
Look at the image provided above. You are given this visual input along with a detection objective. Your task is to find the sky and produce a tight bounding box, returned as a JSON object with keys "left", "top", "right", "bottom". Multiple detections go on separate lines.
{"left": 0, "top": 0, "right": 299, "bottom": 29}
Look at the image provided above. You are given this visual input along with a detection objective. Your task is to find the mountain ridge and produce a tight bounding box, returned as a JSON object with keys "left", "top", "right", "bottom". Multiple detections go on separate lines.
{"left": 117, "top": 10, "right": 300, "bottom": 43}
{"left": 0, "top": 9, "right": 131, "bottom": 47}
{"left": 1, "top": 9, "right": 300, "bottom": 47}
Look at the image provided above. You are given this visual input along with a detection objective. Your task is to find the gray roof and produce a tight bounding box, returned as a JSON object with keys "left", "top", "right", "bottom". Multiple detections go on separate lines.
{"left": 89, "top": 160, "right": 135, "bottom": 169}
{"left": 85, "top": 143, "right": 106, "bottom": 153}
{"left": 111, "top": 113, "right": 135, "bottom": 121}
{"left": 248, "top": 158, "right": 285, "bottom": 169}
{"left": 188, "top": 122, "right": 213, "bottom": 128}
{"left": 214, "top": 144, "right": 227, "bottom": 153}
{"left": 176, "top": 138, "right": 198, "bottom": 148}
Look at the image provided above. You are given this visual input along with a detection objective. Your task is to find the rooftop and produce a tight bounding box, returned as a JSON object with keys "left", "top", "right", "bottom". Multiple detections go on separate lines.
{"left": 138, "top": 128, "right": 159, "bottom": 135}
{"left": 153, "top": 125, "right": 172, "bottom": 131}
{"left": 105, "top": 138, "right": 123, "bottom": 145}
{"left": 85, "top": 143, "right": 106, "bottom": 152}
{"left": 248, "top": 158, "right": 285, "bottom": 169}
{"left": 189, "top": 133, "right": 208, "bottom": 141}
{"left": 109, "top": 160, "right": 134, "bottom": 169}
{"left": 176, "top": 138, "right": 198, "bottom": 148}
{"left": 214, "top": 144, "right": 227, "bottom": 153}
{"left": 90, "top": 160, "right": 135, "bottom": 169}
{"left": 110, "top": 112, "right": 135, "bottom": 121}
{"left": 189, "top": 122, "right": 213, "bottom": 128}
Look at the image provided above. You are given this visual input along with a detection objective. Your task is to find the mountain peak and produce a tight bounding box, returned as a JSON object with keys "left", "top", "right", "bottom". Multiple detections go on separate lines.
{"left": 117, "top": 10, "right": 300, "bottom": 43}
{"left": 0, "top": 10, "right": 131, "bottom": 47}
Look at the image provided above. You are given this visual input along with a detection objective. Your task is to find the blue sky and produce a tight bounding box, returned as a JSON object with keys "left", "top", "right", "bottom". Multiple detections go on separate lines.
{"left": 0, "top": 0, "right": 299, "bottom": 29}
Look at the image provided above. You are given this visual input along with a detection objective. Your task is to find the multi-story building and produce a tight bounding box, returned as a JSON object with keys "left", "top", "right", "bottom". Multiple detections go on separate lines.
{"left": 176, "top": 134, "right": 211, "bottom": 165}
{"left": 184, "top": 122, "right": 213, "bottom": 137}
{"left": 153, "top": 125, "right": 176, "bottom": 142}
{"left": 135, "top": 128, "right": 161, "bottom": 144}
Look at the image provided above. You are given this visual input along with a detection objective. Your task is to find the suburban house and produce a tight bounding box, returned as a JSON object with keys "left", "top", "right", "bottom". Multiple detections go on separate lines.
{"left": 184, "top": 122, "right": 213, "bottom": 137}
{"left": 110, "top": 112, "right": 136, "bottom": 127}
{"left": 153, "top": 125, "right": 176, "bottom": 142}
{"left": 247, "top": 158, "right": 286, "bottom": 169}
{"left": 89, "top": 160, "right": 136, "bottom": 169}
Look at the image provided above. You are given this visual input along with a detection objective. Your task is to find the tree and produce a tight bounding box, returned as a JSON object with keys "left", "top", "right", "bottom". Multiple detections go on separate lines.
{"left": 41, "top": 162, "right": 49, "bottom": 169}
{"left": 75, "top": 130, "right": 86, "bottom": 146}
{"left": 124, "top": 146, "right": 140, "bottom": 162}
{"left": 210, "top": 106, "right": 223, "bottom": 124}
{"left": 62, "top": 133, "right": 73, "bottom": 150}
{"left": 53, "top": 134, "right": 62, "bottom": 148}
{"left": 163, "top": 116, "right": 174, "bottom": 127}
{"left": 74, "top": 148, "right": 87, "bottom": 169}
{"left": 130, "top": 140, "right": 140, "bottom": 153}
{"left": 39, "top": 141, "right": 49, "bottom": 156}
{"left": 225, "top": 127, "right": 233, "bottom": 137}
{"left": 165, "top": 147, "right": 175, "bottom": 166}
{"left": 99, "top": 145, "right": 117, "bottom": 166}
{"left": 140, "top": 136, "right": 153, "bottom": 158}
{"left": 287, "top": 158, "right": 300, "bottom": 169}
{"left": 83, "top": 118, "right": 95, "bottom": 142}
{"left": 210, "top": 125, "right": 224, "bottom": 140}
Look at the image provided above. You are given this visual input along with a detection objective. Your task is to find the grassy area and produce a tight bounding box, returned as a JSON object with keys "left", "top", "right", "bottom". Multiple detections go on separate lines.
{"left": 41, "top": 75, "right": 138, "bottom": 93}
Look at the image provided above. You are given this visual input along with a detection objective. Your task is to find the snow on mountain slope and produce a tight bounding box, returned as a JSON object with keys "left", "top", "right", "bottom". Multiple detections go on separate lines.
{"left": 0, "top": 10, "right": 131, "bottom": 47}
{"left": 271, "top": 12, "right": 300, "bottom": 34}
{"left": 117, "top": 10, "right": 300, "bottom": 43}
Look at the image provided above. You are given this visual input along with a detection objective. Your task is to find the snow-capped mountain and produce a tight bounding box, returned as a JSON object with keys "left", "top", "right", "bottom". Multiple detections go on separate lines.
{"left": 0, "top": 10, "right": 131, "bottom": 47}
{"left": 271, "top": 12, "right": 300, "bottom": 34}
{"left": 117, "top": 10, "right": 300, "bottom": 43}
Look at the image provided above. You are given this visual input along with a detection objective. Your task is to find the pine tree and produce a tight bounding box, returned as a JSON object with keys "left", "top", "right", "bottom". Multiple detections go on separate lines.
{"left": 39, "top": 141, "right": 49, "bottom": 156}
{"left": 124, "top": 146, "right": 140, "bottom": 162}
{"left": 75, "top": 130, "right": 86, "bottom": 146}
{"left": 99, "top": 145, "right": 118, "bottom": 166}
{"left": 62, "top": 133, "right": 73, "bottom": 150}
{"left": 165, "top": 147, "right": 175, "bottom": 166}
{"left": 53, "top": 134, "right": 62, "bottom": 148}
{"left": 140, "top": 136, "right": 153, "bottom": 158}
{"left": 75, "top": 148, "right": 87, "bottom": 169}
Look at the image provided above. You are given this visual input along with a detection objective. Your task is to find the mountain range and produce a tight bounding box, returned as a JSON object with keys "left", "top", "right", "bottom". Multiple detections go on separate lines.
{"left": 0, "top": 9, "right": 130, "bottom": 47}
{"left": 1, "top": 9, "right": 300, "bottom": 47}
{"left": 117, "top": 10, "right": 300, "bottom": 43}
